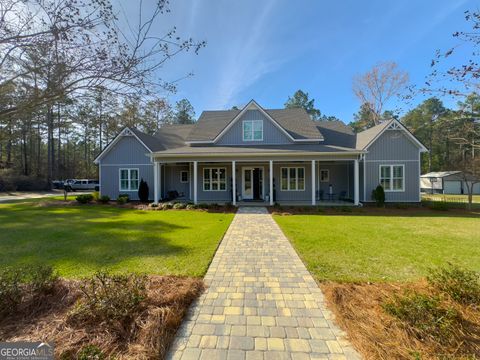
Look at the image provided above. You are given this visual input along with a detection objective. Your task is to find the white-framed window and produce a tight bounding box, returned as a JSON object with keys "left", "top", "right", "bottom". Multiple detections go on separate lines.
{"left": 242, "top": 120, "right": 263, "bottom": 141}
{"left": 180, "top": 170, "right": 188, "bottom": 183}
{"left": 320, "top": 169, "right": 329, "bottom": 182}
{"left": 119, "top": 168, "right": 139, "bottom": 191}
{"left": 203, "top": 168, "right": 226, "bottom": 191}
{"left": 280, "top": 167, "right": 305, "bottom": 191}
{"left": 379, "top": 165, "right": 404, "bottom": 191}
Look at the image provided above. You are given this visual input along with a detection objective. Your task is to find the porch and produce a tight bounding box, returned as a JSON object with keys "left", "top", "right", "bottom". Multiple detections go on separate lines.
{"left": 152, "top": 158, "right": 360, "bottom": 206}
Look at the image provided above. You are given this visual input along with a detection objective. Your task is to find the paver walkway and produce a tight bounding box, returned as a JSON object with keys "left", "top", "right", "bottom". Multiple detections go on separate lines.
{"left": 167, "top": 207, "right": 360, "bottom": 360}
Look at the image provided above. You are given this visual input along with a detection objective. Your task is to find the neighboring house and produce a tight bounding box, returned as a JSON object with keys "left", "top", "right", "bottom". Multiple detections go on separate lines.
{"left": 420, "top": 171, "right": 480, "bottom": 195}
{"left": 94, "top": 100, "right": 427, "bottom": 205}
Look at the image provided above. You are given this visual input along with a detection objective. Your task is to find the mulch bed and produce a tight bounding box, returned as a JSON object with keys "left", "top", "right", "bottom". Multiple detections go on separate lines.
{"left": 0, "top": 276, "right": 204, "bottom": 359}
{"left": 320, "top": 281, "right": 480, "bottom": 359}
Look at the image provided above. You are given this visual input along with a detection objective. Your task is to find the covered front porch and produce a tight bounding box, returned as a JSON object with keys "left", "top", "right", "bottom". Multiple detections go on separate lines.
{"left": 151, "top": 157, "right": 360, "bottom": 206}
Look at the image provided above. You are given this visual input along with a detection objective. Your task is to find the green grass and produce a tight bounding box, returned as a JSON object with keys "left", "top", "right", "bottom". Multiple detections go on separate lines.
{"left": 422, "top": 193, "right": 480, "bottom": 204}
{"left": 274, "top": 211, "right": 480, "bottom": 282}
{"left": 0, "top": 200, "right": 234, "bottom": 278}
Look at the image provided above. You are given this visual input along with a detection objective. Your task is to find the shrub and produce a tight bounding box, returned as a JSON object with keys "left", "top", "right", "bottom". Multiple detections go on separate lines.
{"left": 429, "top": 201, "right": 449, "bottom": 211}
{"left": 149, "top": 202, "right": 158, "bottom": 208}
{"left": 92, "top": 191, "right": 100, "bottom": 201}
{"left": 69, "top": 271, "right": 147, "bottom": 333}
{"left": 98, "top": 195, "right": 110, "bottom": 204}
{"left": 371, "top": 185, "right": 385, "bottom": 206}
{"left": 383, "top": 292, "right": 459, "bottom": 344}
{"left": 0, "top": 268, "right": 22, "bottom": 316}
{"left": 428, "top": 264, "right": 480, "bottom": 305}
{"left": 173, "top": 202, "right": 186, "bottom": 209}
{"left": 197, "top": 203, "right": 209, "bottom": 209}
{"left": 118, "top": 194, "right": 130, "bottom": 202}
{"left": 76, "top": 194, "right": 94, "bottom": 204}
{"left": 163, "top": 202, "right": 174, "bottom": 209}
{"left": 77, "top": 345, "right": 105, "bottom": 360}
{"left": 137, "top": 179, "right": 149, "bottom": 202}
{"left": 0, "top": 264, "right": 58, "bottom": 316}
{"left": 185, "top": 204, "right": 196, "bottom": 210}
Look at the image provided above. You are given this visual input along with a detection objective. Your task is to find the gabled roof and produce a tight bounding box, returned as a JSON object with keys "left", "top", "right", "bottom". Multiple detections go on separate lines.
{"left": 421, "top": 171, "right": 462, "bottom": 178}
{"left": 356, "top": 119, "right": 428, "bottom": 152}
{"left": 315, "top": 121, "right": 356, "bottom": 148}
{"left": 186, "top": 100, "right": 323, "bottom": 143}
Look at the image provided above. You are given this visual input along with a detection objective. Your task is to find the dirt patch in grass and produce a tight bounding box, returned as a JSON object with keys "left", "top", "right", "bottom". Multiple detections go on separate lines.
{"left": 0, "top": 276, "right": 203, "bottom": 359}
{"left": 320, "top": 281, "right": 480, "bottom": 359}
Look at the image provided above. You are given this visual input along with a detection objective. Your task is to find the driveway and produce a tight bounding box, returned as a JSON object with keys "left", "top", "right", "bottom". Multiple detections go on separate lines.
{"left": 168, "top": 207, "right": 360, "bottom": 360}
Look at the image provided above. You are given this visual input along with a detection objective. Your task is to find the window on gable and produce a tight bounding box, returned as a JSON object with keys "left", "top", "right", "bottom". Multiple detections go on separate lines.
{"left": 280, "top": 167, "right": 305, "bottom": 191}
{"left": 180, "top": 170, "right": 188, "bottom": 183}
{"left": 243, "top": 120, "right": 263, "bottom": 141}
{"left": 379, "top": 165, "right": 404, "bottom": 191}
{"left": 119, "top": 168, "right": 139, "bottom": 191}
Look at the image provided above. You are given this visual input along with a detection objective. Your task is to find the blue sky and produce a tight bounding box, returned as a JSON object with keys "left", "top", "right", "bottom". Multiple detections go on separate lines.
{"left": 120, "top": 0, "right": 475, "bottom": 122}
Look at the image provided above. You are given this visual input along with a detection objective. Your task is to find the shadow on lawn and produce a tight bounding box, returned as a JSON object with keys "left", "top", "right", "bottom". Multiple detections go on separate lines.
{"left": 0, "top": 203, "right": 197, "bottom": 274}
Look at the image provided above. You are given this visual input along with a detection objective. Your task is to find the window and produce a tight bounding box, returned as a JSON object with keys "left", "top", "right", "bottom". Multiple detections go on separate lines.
{"left": 119, "top": 168, "right": 139, "bottom": 191}
{"left": 320, "top": 169, "right": 329, "bottom": 182}
{"left": 180, "top": 170, "right": 188, "bottom": 183}
{"left": 379, "top": 165, "right": 404, "bottom": 191}
{"left": 280, "top": 167, "right": 305, "bottom": 191}
{"left": 203, "top": 168, "right": 226, "bottom": 191}
{"left": 242, "top": 120, "right": 263, "bottom": 141}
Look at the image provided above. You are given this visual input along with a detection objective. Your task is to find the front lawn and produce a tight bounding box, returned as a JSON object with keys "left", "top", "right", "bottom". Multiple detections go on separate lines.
{"left": 274, "top": 210, "right": 480, "bottom": 282}
{"left": 0, "top": 200, "right": 234, "bottom": 278}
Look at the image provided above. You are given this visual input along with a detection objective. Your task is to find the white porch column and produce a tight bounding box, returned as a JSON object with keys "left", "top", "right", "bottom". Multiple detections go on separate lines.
{"left": 232, "top": 161, "right": 236, "bottom": 206}
{"left": 354, "top": 159, "right": 359, "bottom": 205}
{"left": 269, "top": 160, "right": 274, "bottom": 206}
{"left": 193, "top": 161, "right": 198, "bottom": 204}
{"left": 311, "top": 160, "right": 316, "bottom": 205}
{"left": 153, "top": 161, "right": 159, "bottom": 204}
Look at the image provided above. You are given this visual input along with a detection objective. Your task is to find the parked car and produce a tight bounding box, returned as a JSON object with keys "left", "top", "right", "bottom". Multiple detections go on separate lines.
{"left": 52, "top": 180, "right": 65, "bottom": 189}
{"left": 64, "top": 179, "right": 99, "bottom": 192}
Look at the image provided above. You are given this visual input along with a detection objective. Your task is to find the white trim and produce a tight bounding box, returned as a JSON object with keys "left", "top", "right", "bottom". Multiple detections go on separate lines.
{"left": 242, "top": 119, "right": 264, "bottom": 142}
{"left": 94, "top": 127, "right": 152, "bottom": 164}
{"left": 311, "top": 160, "right": 316, "bottom": 205}
{"left": 193, "top": 161, "right": 198, "bottom": 204}
{"left": 363, "top": 120, "right": 428, "bottom": 152}
{"left": 418, "top": 149, "right": 421, "bottom": 202}
{"left": 354, "top": 159, "right": 359, "bottom": 205}
{"left": 203, "top": 167, "right": 227, "bottom": 192}
{"left": 364, "top": 159, "right": 420, "bottom": 163}
{"left": 119, "top": 168, "right": 139, "bottom": 192}
{"left": 379, "top": 164, "right": 405, "bottom": 192}
{"left": 100, "top": 163, "right": 153, "bottom": 166}
{"left": 363, "top": 154, "right": 366, "bottom": 202}
{"left": 269, "top": 160, "right": 274, "bottom": 205}
{"left": 153, "top": 162, "right": 159, "bottom": 204}
{"left": 319, "top": 169, "right": 330, "bottom": 182}
{"left": 180, "top": 170, "right": 189, "bottom": 183}
{"left": 232, "top": 161, "right": 236, "bottom": 206}
{"left": 280, "top": 166, "right": 306, "bottom": 191}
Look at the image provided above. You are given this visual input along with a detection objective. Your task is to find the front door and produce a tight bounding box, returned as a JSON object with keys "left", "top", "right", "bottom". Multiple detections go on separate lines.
{"left": 242, "top": 167, "right": 263, "bottom": 200}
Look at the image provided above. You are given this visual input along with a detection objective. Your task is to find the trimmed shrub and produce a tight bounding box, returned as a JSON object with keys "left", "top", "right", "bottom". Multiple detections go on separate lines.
{"left": 149, "top": 203, "right": 158, "bottom": 208}
{"left": 77, "top": 345, "right": 105, "bottom": 360}
{"left": 117, "top": 194, "right": 130, "bottom": 205}
{"left": 173, "top": 202, "right": 186, "bottom": 209}
{"left": 98, "top": 195, "right": 110, "bottom": 204}
{"left": 383, "top": 292, "right": 459, "bottom": 344}
{"left": 69, "top": 271, "right": 147, "bottom": 333}
{"left": 137, "top": 179, "right": 149, "bottom": 202}
{"left": 197, "top": 203, "right": 209, "bottom": 209}
{"left": 76, "top": 194, "right": 94, "bottom": 204}
{"left": 185, "top": 204, "right": 196, "bottom": 210}
{"left": 371, "top": 184, "right": 385, "bottom": 207}
{"left": 92, "top": 191, "right": 100, "bottom": 201}
{"left": 0, "top": 268, "right": 22, "bottom": 316}
{"left": 163, "top": 202, "right": 174, "bottom": 209}
{"left": 428, "top": 264, "right": 480, "bottom": 305}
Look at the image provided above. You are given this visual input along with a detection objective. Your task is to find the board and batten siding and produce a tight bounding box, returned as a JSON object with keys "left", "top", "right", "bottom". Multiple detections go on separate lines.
{"left": 163, "top": 164, "right": 190, "bottom": 199}
{"left": 362, "top": 130, "right": 421, "bottom": 202}
{"left": 216, "top": 110, "right": 293, "bottom": 145}
{"left": 99, "top": 135, "right": 153, "bottom": 200}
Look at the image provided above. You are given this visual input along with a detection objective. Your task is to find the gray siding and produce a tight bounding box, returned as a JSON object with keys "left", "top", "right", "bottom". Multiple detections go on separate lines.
{"left": 99, "top": 135, "right": 153, "bottom": 200}
{"left": 196, "top": 163, "right": 233, "bottom": 202}
{"left": 164, "top": 164, "right": 190, "bottom": 199}
{"left": 101, "top": 136, "right": 151, "bottom": 164}
{"left": 216, "top": 110, "right": 293, "bottom": 145}
{"left": 367, "top": 130, "right": 419, "bottom": 160}
{"left": 363, "top": 130, "right": 421, "bottom": 202}
{"left": 273, "top": 163, "right": 312, "bottom": 203}
{"left": 316, "top": 162, "right": 353, "bottom": 200}
{"left": 100, "top": 164, "right": 154, "bottom": 200}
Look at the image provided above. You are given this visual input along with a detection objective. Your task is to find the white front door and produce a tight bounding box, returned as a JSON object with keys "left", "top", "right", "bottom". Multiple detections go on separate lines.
{"left": 242, "top": 168, "right": 254, "bottom": 200}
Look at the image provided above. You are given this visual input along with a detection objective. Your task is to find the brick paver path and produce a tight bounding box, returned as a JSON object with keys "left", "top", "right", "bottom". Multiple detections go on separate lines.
{"left": 167, "top": 207, "right": 361, "bottom": 360}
